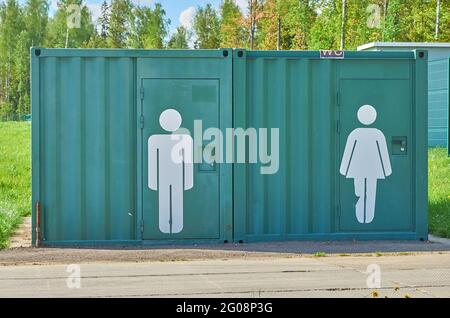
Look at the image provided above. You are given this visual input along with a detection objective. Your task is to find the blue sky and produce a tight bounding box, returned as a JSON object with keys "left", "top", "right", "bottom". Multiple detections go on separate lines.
{"left": 8, "top": 0, "right": 248, "bottom": 35}
{"left": 6, "top": 0, "right": 247, "bottom": 38}
{"left": 75, "top": 0, "right": 247, "bottom": 34}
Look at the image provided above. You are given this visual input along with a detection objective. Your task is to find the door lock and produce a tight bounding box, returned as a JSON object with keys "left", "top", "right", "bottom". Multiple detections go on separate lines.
{"left": 392, "top": 136, "right": 407, "bottom": 155}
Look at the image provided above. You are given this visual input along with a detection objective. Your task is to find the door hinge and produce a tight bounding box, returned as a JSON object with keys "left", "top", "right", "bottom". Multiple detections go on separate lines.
{"left": 140, "top": 86, "right": 144, "bottom": 100}
{"left": 336, "top": 120, "right": 341, "bottom": 134}
{"left": 140, "top": 220, "right": 144, "bottom": 233}
{"left": 140, "top": 115, "right": 144, "bottom": 129}
{"left": 336, "top": 92, "right": 340, "bottom": 107}
{"left": 337, "top": 205, "right": 341, "bottom": 217}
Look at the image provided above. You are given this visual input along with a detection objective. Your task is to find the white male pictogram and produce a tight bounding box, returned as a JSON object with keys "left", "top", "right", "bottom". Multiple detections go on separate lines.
{"left": 148, "top": 109, "right": 194, "bottom": 234}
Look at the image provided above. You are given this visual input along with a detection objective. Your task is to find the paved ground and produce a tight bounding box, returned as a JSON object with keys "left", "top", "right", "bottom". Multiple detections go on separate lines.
{"left": 2, "top": 237, "right": 450, "bottom": 297}
{"left": 1, "top": 253, "right": 449, "bottom": 298}
{"left": 2, "top": 239, "right": 450, "bottom": 266}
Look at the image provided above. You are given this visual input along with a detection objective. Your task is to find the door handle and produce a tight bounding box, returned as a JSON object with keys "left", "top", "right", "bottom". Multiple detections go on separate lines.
{"left": 392, "top": 136, "right": 407, "bottom": 155}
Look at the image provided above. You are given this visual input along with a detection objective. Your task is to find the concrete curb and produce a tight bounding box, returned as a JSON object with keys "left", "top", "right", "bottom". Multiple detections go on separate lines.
{"left": 429, "top": 235, "right": 450, "bottom": 246}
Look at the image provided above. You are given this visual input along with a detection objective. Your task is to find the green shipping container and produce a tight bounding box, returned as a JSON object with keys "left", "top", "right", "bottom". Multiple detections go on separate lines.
{"left": 31, "top": 48, "right": 428, "bottom": 246}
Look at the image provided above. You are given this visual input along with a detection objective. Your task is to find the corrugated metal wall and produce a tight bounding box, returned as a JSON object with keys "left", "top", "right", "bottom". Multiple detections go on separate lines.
{"left": 235, "top": 56, "right": 338, "bottom": 239}
{"left": 428, "top": 59, "right": 449, "bottom": 149}
{"left": 38, "top": 56, "right": 136, "bottom": 242}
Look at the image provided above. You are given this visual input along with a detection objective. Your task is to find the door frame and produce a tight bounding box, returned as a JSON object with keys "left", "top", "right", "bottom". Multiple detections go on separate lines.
{"left": 335, "top": 54, "right": 428, "bottom": 239}
{"left": 135, "top": 51, "right": 233, "bottom": 243}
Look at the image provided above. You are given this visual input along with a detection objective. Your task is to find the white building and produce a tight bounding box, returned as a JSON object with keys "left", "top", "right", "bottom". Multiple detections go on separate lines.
{"left": 358, "top": 42, "right": 450, "bottom": 61}
{"left": 359, "top": 42, "right": 450, "bottom": 152}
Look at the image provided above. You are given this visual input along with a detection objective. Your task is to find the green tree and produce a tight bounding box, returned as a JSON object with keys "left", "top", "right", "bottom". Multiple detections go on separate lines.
{"left": 86, "top": 0, "right": 110, "bottom": 48}
{"left": 24, "top": 0, "right": 49, "bottom": 47}
{"left": 438, "top": 0, "right": 450, "bottom": 41}
{"left": 256, "top": 0, "right": 317, "bottom": 50}
{"left": 219, "top": 0, "right": 246, "bottom": 48}
{"left": 15, "top": 0, "right": 48, "bottom": 115}
{"left": 107, "top": 0, "right": 133, "bottom": 48}
{"left": 281, "top": 0, "right": 317, "bottom": 50}
{"left": 308, "top": 0, "right": 375, "bottom": 50}
{"left": 2, "top": 0, "right": 450, "bottom": 120}
{"left": 256, "top": 0, "right": 279, "bottom": 50}
{"left": 193, "top": 4, "right": 220, "bottom": 49}
{"left": 342, "top": 0, "right": 384, "bottom": 49}
{"left": 168, "top": 26, "right": 191, "bottom": 49}
{"left": 46, "top": 0, "right": 95, "bottom": 48}
{"left": 0, "top": 0, "right": 48, "bottom": 118}
{"left": 245, "top": 0, "right": 265, "bottom": 49}
{"left": 14, "top": 31, "right": 31, "bottom": 116}
{"left": 0, "top": 0, "right": 24, "bottom": 118}
{"left": 131, "top": 3, "right": 170, "bottom": 49}
{"left": 383, "top": 0, "right": 403, "bottom": 41}
{"left": 98, "top": 0, "right": 110, "bottom": 39}
{"left": 309, "top": 0, "right": 341, "bottom": 49}
{"left": 402, "top": 0, "right": 440, "bottom": 42}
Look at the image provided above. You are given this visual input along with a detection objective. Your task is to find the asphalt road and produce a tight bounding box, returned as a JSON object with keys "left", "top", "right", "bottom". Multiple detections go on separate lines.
{"left": 1, "top": 253, "right": 449, "bottom": 298}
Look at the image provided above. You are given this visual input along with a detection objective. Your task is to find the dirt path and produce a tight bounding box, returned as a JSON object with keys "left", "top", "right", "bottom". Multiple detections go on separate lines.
{"left": 8, "top": 217, "right": 31, "bottom": 248}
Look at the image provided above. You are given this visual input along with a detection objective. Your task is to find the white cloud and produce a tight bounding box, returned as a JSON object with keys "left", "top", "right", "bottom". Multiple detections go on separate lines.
{"left": 86, "top": 3, "right": 102, "bottom": 23}
{"left": 49, "top": 0, "right": 58, "bottom": 12}
{"left": 179, "top": 6, "right": 196, "bottom": 29}
{"left": 235, "top": 0, "right": 248, "bottom": 13}
{"left": 130, "top": 0, "right": 154, "bottom": 6}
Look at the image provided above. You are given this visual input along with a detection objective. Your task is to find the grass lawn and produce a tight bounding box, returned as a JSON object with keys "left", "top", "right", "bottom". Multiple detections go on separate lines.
{"left": 428, "top": 148, "right": 450, "bottom": 238}
{"left": 0, "top": 121, "right": 31, "bottom": 249}
{"left": 0, "top": 122, "right": 449, "bottom": 248}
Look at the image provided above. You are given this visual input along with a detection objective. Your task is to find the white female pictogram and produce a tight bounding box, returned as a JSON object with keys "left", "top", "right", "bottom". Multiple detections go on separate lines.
{"left": 340, "top": 105, "right": 392, "bottom": 224}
